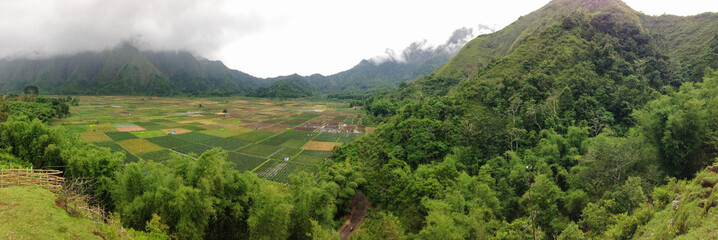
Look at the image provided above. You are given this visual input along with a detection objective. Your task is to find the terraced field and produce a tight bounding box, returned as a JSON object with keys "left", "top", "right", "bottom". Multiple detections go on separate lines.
{"left": 53, "top": 96, "right": 365, "bottom": 182}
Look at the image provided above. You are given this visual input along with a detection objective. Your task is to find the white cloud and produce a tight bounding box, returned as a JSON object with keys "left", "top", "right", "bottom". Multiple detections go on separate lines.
{"left": 1, "top": 0, "right": 717, "bottom": 78}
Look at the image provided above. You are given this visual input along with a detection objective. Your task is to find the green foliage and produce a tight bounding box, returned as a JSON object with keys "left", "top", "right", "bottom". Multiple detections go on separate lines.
{"left": 23, "top": 85, "right": 39, "bottom": 95}
{"left": 6, "top": 100, "right": 57, "bottom": 122}
{"left": 247, "top": 183, "right": 292, "bottom": 240}
{"left": 0, "top": 116, "right": 123, "bottom": 204}
{"left": 0, "top": 186, "right": 106, "bottom": 239}
{"left": 351, "top": 211, "right": 406, "bottom": 240}
{"left": 571, "top": 131, "right": 660, "bottom": 197}
{"left": 635, "top": 70, "right": 718, "bottom": 178}
{"left": 522, "top": 174, "right": 567, "bottom": 237}
{"left": 252, "top": 75, "right": 314, "bottom": 98}
{"left": 579, "top": 199, "right": 616, "bottom": 236}
{"left": 0, "top": 44, "right": 262, "bottom": 96}
{"left": 0, "top": 97, "right": 9, "bottom": 122}
{"left": 288, "top": 172, "right": 337, "bottom": 239}
{"left": 558, "top": 222, "right": 585, "bottom": 240}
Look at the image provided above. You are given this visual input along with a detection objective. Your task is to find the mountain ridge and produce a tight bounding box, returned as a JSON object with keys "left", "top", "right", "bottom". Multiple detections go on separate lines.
{"left": 0, "top": 27, "right": 475, "bottom": 96}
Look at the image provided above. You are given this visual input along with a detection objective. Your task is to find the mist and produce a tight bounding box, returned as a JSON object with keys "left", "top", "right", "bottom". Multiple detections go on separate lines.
{"left": 370, "top": 24, "right": 495, "bottom": 65}
{"left": 0, "top": 0, "right": 267, "bottom": 59}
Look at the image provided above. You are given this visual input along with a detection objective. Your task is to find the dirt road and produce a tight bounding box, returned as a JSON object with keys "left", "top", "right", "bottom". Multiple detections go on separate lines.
{"left": 339, "top": 190, "right": 367, "bottom": 240}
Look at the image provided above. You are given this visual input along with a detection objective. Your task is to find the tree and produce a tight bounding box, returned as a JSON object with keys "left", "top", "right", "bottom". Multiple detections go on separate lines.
{"left": 521, "top": 174, "right": 568, "bottom": 238}
{"left": 558, "top": 222, "right": 585, "bottom": 240}
{"left": 23, "top": 85, "right": 39, "bottom": 95}
{"left": 571, "top": 131, "right": 659, "bottom": 197}
{"left": 288, "top": 172, "right": 336, "bottom": 240}
{"left": 0, "top": 97, "right": 8, "bottom": 122}
{"left": 635, "top": 70, "right": 718, "bottom": 178}
{"left": 248, "top": 184, "right": 292, "bottom": 240}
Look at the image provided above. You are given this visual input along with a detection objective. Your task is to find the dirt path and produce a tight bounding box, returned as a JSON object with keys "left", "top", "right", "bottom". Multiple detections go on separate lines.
{"left": 339, "top": 190, "right": 367, "bottom": 240}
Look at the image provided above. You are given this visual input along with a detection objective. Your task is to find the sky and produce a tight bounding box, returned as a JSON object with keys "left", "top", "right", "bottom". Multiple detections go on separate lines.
{"left": 1, "top": 0, "right": 717, "bottom": 78}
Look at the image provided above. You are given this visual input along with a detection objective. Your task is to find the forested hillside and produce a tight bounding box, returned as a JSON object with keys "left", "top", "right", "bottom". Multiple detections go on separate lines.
{"left": 0, "top": 44, "right": 268, "bottom": 96}
{"left": 336, "top": 0, "right": 718, "bottom": 238}
{"left": 251, "top": 74, "right": 314, "bottom": 98}
{"left": 0, "top": 28, "right": 472, "bottom": 97}
{"left": 1, "top": 0, "right": 718, "bottom": 239}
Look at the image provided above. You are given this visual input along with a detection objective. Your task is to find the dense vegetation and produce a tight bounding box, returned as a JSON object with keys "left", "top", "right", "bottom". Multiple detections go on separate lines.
{"left": 332, "top": 0, "right": 718, "bottom": 238}
{"left": 251, "top": 75, "right": 314, "bottom": 98}
{"left": 1, "top": 0, "right": 718, "bottom": 239}
{"left": 0, "top": 95, "right": 365, "bottom": 239}
{"left": 0, "top": 44, "right": 267, "bottom": 96}
{"left": 0, "top": 29, "right": 469, "bottom": 97}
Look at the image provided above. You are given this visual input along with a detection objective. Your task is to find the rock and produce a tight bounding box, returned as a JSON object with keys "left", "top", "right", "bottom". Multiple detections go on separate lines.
{"left": 668, "top": 218, "right": 674, "bottom": 226}
{"left": 672, "top": 195, "right": 682, "bottom": 210}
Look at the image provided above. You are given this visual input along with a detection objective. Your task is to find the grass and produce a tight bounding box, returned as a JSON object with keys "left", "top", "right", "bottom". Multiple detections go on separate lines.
{"left": 130, "top": 130, "right": 167, "bottom": 139}
{"left": 146, "top": 136, "right": 193, "bottom": 149}
{"left": 137, "top": 149, "right": 175, "bottom": 162}
{"left": 205, "top": 138, "right": 250, "bottom": 151}
{"left": 269, "top": 147, "right": 301, "bottom": 160}
{"left": 314, "top": 132, "right": 342, "bottom": 142}
{"left": 280, "top": 139, "right": 309, "bottom": 149}
{"left": 0, "top": 186, "right": 102, "bottom": 239}
{"left": 201, "top": 127, "right": 252, "bottom": 138}
{"left": 117, "top": 138, "right": 165, "bottom": 154}
{"left": 133, "top": 121, "right": 165, "bottom": 130}
{"left": 227, "top": 152, "right": 268, "bottom": 172}
{"left": 180, "top": 125, "right": 206, "bottom": 132}
{"left": 301, "top": 150, "right": 333, "bottom": 157}
{"left": 238, "top": 144, "right": 284, "bottom": 158}
{"left": 80, "top": 131, "right": 112, "bottom": 142}
{"left": 173, "top": 143, "right": 214, "bottom": 155}
{"left": 254, "top": 160, "right": 318, "bottom": 183}
{"left": 230, "top": 130, "right": 275, "bottom": 143}
{"left": 289, "top": 113, "right": 320, "bottom": 121}
{"left": 94, "top": 141, "right": 139, "bottom": 163}
{"left": 104, "top": 132, "right": 138, "bottom": 141}
{"left": 174, "top": 132, "right": 222, "bottom": 143}
{"left": 292, "top": 154, "right": 325, "bottom": 164}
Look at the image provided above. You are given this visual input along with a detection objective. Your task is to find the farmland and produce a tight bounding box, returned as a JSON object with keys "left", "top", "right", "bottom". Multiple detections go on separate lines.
{"left": 52, "top": 96, "right": 365, "bottom": 182}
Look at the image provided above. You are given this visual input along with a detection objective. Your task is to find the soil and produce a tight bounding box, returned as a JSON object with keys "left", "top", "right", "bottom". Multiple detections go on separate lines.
{"left": 0, "top": 201, "right": 18, "bottom": 207}
{"left": 303, "top": 141, "right": 342, "bottom": 151}
{"left": 115, "top": 126, "right": 147, "bottom": 132}
{"left": 160, "top": 128, "right": 191, "bottom": 134}
{"left": 339, "top": 190, "right": 367, "bottom": 240}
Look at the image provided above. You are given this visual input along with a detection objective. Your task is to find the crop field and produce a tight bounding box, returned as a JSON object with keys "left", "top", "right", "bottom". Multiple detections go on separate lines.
{"left": 254, "top": 160, "right": 319, "bottom": 182}
{"left": 53, "top": 96, "right": 365, "bottom": 182}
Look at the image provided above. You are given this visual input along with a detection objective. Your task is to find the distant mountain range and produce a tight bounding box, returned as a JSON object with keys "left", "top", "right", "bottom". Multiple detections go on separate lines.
{"left": 0, "top": 28, "right": 478, "bottom": 96}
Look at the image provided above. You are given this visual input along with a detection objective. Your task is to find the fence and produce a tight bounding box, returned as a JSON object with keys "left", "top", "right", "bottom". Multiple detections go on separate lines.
{"left": 0, "top": 167, "right": 65, "bottom": 191}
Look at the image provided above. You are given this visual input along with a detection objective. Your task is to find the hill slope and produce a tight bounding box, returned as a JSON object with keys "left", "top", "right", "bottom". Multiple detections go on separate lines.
{"left": 335, "top": 0, "right": 718, "bottom": 238}
{"left": 252, "top": 74, "right": 314, "bottom": 98}
{"left": 0, "top": 186, "right": 103, "bottom": 239}
{"left": 435, "top": 0, "right": 718, "bottom": 82}
{"left": 0, "top": 44, "right": 267, "bottom": 96}
{"left": 0, "top": 27, "right": 473, "bottom": 96}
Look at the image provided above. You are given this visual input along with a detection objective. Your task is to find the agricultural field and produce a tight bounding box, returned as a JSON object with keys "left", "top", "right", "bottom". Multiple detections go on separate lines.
{"left": 52, "top": 96, "right": 365, "bottom": 182}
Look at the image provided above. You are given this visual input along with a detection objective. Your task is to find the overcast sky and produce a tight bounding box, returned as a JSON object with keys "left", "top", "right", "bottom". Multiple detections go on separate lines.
{"left": 1, "top": 0, "right": 717, "bottom": 78}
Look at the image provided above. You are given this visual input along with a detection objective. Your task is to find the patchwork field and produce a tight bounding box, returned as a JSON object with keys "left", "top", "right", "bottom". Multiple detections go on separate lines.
{"left": 52, "top": 96, "right": 365, "bottom": 182}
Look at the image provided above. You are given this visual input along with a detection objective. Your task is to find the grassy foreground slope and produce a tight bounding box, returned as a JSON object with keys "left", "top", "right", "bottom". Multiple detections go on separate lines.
{"left": 636, "top": 162, "right": 718, "bottom": 239}
{"left": 0, "top": 186, "right": 101, "bottom": 239}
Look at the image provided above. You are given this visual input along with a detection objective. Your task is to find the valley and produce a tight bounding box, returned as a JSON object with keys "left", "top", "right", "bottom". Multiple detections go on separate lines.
{"left": 53, "top": 96, "right": 365, "bottom": 182}
{"left": 1, "top": 0, "right": 718, "bottom": 239}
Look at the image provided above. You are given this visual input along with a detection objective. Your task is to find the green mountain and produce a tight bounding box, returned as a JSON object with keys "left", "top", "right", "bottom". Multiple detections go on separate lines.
{"left": 0, "top": 28, "right": 472, "bottom": 96}
{"left": 0, "top": 43, "right": 267, "bottom": 96}
{"left": 336, "top": 0, "right": 718, "bottom": 238}
{"left": 436, "top": 0, "right": 718, "bottom": 82}
{"left": 252, "top": 74, "right": 314, "bottom": 98}
{"left": 309, "top": 30, "right": 472, "bottom": 92}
